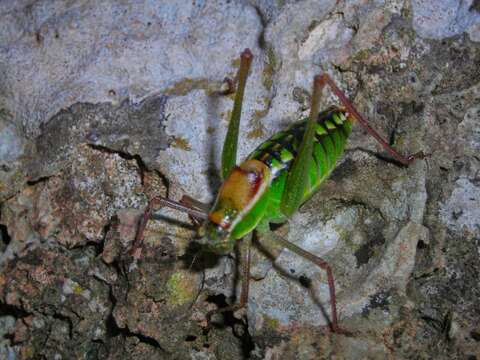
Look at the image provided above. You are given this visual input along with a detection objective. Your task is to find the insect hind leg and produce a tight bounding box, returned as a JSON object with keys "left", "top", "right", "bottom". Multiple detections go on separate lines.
{"left": 316, "top": 74, "right": 423, "bottom": 166}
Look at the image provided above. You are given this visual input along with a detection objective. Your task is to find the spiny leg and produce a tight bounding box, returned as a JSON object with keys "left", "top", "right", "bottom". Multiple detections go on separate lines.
{"left": 281, "top": 74, "right": 324, "bottom": 217}
{"left": 179, "top": 195, "right": 210, "bottom": 227}
{"left": 316, "top": 74, "right": 423, "bottom": 166}
{"left": 131, "top": 196, "right": 208, "bottom": 257}
{"left": 264, "top": 231, "right": 350, "bottom": 335}
{"left": 132, "top": 48, "right": 252, "bottom": 254}
{"left": 179, "top": 195, "right": 210, "bottom": 213}
{"left": 206, "top": 233, "right": 252, "bottom": 326}
{"left": 279, "top": 76, "right": 338, "bottom": 327}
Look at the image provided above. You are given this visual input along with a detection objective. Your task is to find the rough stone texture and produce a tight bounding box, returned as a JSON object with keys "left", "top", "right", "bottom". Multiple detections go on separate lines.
{"left": 0, "top": 0, "right": 479, "bottom": 359}
{"left": 412, "top": 0, "right": 480, "bottom": 40}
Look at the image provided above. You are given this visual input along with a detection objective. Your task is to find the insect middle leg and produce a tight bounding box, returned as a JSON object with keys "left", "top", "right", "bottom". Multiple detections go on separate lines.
{"left": 206, "top": 233, "right": 252, "bottom": 326}
{"left": 259, "top": 230, "right": 350, "bottom": 335}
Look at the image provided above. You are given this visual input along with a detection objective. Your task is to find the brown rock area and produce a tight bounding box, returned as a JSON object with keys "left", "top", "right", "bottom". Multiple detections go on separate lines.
{"left": 0, "top": 1, "right": 479, "bottom": 359}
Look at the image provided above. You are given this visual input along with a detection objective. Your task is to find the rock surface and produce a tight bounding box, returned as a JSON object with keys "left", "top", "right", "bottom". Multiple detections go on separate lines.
{"left": 0, "top": 1, "right": 479, "bottom": 359}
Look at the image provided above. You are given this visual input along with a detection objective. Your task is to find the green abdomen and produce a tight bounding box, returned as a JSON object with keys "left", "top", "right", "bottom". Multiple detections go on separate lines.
{"left": 229, "top": 107, "right": 352, "bottom": 238}
{"left": 248, "top": 107, "right": 352, "bottom": 223}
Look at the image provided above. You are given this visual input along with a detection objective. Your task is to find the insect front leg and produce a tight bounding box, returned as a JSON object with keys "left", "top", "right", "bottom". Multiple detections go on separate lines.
{"left": 131, "top": 195, "right": 208, "bottom": 258}
{"left": 132, "top": 49, "right": 253, "bottom": 256}
{"left": 178, "top": 195, "right": 211, "bottom": 227}
{"left": 221, "top": 48, "right": 253, "bottom": 178}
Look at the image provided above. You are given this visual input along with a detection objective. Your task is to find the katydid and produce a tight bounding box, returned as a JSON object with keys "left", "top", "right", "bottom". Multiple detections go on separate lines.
{"left": 133, "top": 49, "right": 423, "bottom": 333}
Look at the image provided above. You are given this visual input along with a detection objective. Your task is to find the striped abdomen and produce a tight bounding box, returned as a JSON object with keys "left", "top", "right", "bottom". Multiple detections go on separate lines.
{"left": 248, "top": 106, "right": 352, "bottom": 222}
{"left": 206, "top": 107, "right": 352, "bottom": 245}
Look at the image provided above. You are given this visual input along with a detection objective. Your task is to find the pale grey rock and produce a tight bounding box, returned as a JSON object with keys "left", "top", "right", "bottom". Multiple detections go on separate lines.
{"left": 412, "top": 0, "right": 480, "bottom": 40}
{"left": 0, "top": 316, "right": 15, "bottom": 337}
{"left": 0, "top": 123, "right": 23, "bottom": 164}
{"left": 468, "top": 21, "right": 480, "bottom": 42}
{"left": 0, "top": 0, "right": 262, "bottom": 137}
{"left": 204, "top": 256, "right": 236, "bottom": 297}
{"left": 440, "top": 177, "right": 480, "bottom": 233}
{"left": 298, "top": 14, "right": 355, "bottom": 64}
{"left": 0, "top": 0, "right": 478, "bottom": 358}
{"left": 249, "top": 207, "right": 358, "bottom": 328}
{"left": 0, "top": 116, "right": 25, "bottom": 201}
{"left": 458, "top": 104, "right": 480, "bottom": 156}
{"left": 439, "top": 96, "right": 480, "bottom": 234}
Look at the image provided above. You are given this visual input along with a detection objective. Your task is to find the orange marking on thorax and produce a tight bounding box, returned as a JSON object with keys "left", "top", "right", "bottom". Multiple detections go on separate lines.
{"left": 209, "top": 160, "right": 270, "bottom": 228}
{"left": 209, "top": 211, "right": 224, "bottom": 225}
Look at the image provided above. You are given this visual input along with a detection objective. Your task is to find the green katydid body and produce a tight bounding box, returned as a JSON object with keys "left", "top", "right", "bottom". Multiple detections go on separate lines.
{"left": 204, "top": 107, "right": 352, "bottom": 253}
{"left": 134, "top": 49, "right": 418, "bottom": 331}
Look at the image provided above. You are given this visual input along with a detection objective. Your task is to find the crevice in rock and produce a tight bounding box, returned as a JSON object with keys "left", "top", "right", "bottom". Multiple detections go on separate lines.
{"left": 387, "top": 101, "right": 425, "bottom": 146}
{"left": 87, "top": 144, "right": 149, "bottom": 185}
{"left": 74, "top": 240, "right": 104, "bottom": 258}
{"left": 469, "top": 0, "right": 480, "bottom": 12}
{"left": 0, "top": 224, "right": 11, "bottom": 247}
{"left": 325, "top": 197, "right": 377, "bottom": 221}
{"left": 470, "top": 330, "right": 480, "bottom": 342}
{"left": 205, "top": 294, "right": 254, "bottom": 357}
{"left": 104, "top": 279, "right": 166, "bottom": 352}
{"left": 331, "top": 62, "right": 359, "bottom": 75}
{"left": 420, "top": 311, "right": 452, "bottom": 337}
{"left": 153, "top": 78, "right": 233, "bottom": 99}
{"left": 184, "top": 334, "right": 196, "bottom": 342}
{"left": 389, "top": 123, "right": 397, "bottom": 146}
{"left": 354, "top": 231, "right": 386, "bottom": 267}
{"left": 361, "top": 290, "right": 391, "bottom": 318}
{"left": 0, "top": 303, "right": 32, "bottom": 344}
{"left": 298, "top": 274, "right": 312, "bottom": 288}
{"left": 130, "top": 331, "right": 165, "bottom": 350}
{"left": 245, "top": 2, "right": 279, "bottom": 129}
{"left": 52, "top": 312, "right": 74, "bottom": 339}
{"left": 414, "top": 266, "right": 441, "bottom": 281}
{"left": 152, "top": 168, "right": 171, "bottom": 198}
{"left": 96, "top": 222, "right": 111, "bottom": 256}
{"left": 345, "top": 147, "right": 410, "bottom": 167}
{"left": 328, "top": 197, "right": 370, "bottom": 209}
{"left": 250, "top": 3, "right": 268, "bottom": 49}
{"left": 0, "top": 303, "right": 31, "bottom": 318}
{"left": 105, "top": 310, "right": 167, "bottom": 352}
{"left": 26, "top": 175, "right": 53, "bottom": 186}
{"left": 0, "top": 192, "right": 18, "bottom": 204}
{"left": 322, "top": 197, "right": 388, "bottom": 267}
